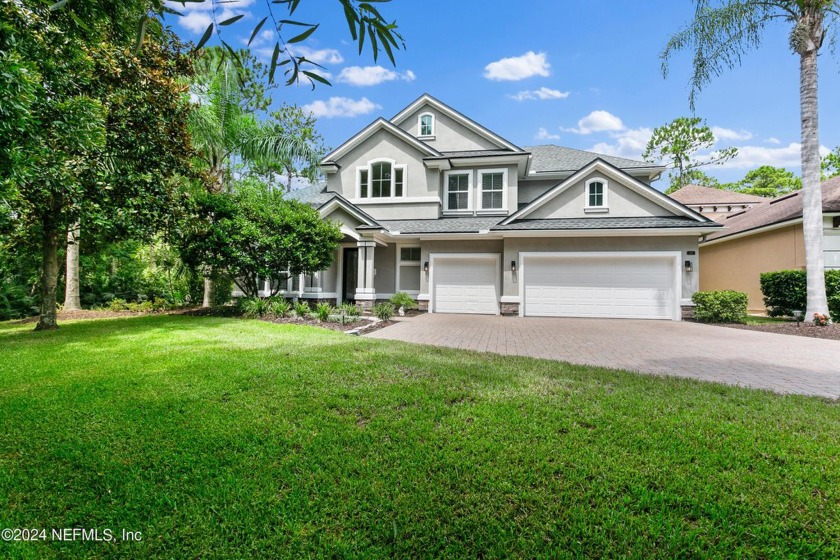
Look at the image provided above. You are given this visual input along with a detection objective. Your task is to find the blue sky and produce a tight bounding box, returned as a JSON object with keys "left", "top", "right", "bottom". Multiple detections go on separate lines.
{"left": 166, "top": 0, "right": 840, "bottom": 187}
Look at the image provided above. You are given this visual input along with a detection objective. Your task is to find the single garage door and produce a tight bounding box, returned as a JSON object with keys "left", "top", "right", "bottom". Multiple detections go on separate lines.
{"left": 432, "top": 255, "right": 499, "bottom": 315}
{"left": 523, "top": 254, "right": 676, "bottom": 319}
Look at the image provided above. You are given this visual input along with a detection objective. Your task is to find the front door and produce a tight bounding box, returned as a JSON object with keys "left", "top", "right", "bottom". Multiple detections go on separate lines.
{"left": 343, "top": 248, "right": 358, "bottom": 302}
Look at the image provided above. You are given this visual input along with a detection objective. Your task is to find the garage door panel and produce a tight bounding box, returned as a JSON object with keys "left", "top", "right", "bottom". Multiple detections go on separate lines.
{"left": 523, "top": 256, "right": 676, "bottom": 319}
{"left": 433, "top": 257, "right": 499, "bottom": 315}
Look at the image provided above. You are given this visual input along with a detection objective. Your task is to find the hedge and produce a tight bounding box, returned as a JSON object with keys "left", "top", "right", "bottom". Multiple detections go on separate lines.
{"left": 691, "top": 290, "right": 749, "bottom": 323}
{"left": 760, "top": 269, "right": 840, "bottom": 320}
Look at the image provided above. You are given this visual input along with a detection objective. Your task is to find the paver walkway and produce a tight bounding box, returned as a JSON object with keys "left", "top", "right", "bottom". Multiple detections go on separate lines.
{"left": 367, "top": 314, "right": 840, "bottom": 398}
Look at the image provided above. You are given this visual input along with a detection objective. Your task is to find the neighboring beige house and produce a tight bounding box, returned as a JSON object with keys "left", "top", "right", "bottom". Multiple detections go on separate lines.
{"left": 278, "top": 94, "right": 720, "bottom": 320}
{"left": 669, "top": 184, "right": 765, "bottom": 222}
{"left": 697, "top": 178, "right": 840, "bottom": 313}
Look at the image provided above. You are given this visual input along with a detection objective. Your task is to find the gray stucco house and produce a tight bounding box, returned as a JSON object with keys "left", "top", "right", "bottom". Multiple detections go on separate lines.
{"left": 285, "top": 94, "right": 720, "bottom": 320}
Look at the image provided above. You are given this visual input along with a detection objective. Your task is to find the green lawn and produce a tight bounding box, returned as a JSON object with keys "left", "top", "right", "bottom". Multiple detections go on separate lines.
{"left": 0, "top": 316, "right": 838, "bottom": 558}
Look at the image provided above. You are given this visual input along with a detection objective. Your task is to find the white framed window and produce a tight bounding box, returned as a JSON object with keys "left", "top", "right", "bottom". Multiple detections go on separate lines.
{"left": 479, "top": 168, "right": 507, "bottom": 211}
{"left": 418, "top": 112, "right": 434, "bottom": 137}
{"left": 444, "top": 170, "right": 472, "bottom": 212}
{"left": 396, "top": 245, "right": 421, "bottom": 293}
{"left": 357, "top": 159, "right": 407, "bottom": 199}
{"left": 585, "top": 177, "right": 608, "bottom": 210}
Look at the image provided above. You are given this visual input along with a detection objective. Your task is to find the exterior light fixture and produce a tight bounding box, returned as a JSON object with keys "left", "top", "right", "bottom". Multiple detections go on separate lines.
{"left": 684, "top": 260, "right": 693, "bottom": 273}
{"left": 423, "top": 261, "right": 429, "bottom": 272}
{"left": 511, "top": 260, "right": 517, "bottom": 273}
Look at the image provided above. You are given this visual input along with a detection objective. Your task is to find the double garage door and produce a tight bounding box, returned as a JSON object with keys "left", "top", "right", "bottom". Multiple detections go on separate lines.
{"left": 431, "top": 253, "right": 678, "bottom": 320}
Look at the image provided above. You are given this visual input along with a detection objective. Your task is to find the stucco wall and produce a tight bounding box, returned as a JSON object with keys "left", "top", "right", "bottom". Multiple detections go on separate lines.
{"left": 699, "top": 224, "right": 805, "bottom": 313}
{"left": 526, "top": 171, "right": 677, "bottom": 220}
{"left": 395, "top": 107, "right": 499, "bottom": 151}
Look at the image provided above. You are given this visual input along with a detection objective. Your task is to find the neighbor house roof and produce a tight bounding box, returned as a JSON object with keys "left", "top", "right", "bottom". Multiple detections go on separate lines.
{"left": 669, "top": 184, "right": 765, "bottom": 205}
{"left": 524, "top": 145, "right": 660, "bottom": 174}
{"left": 704, "top": 177, "right": 840, "bottom": 242}
{"left": 285, "top": 183, "right": 336, "bottom": 207}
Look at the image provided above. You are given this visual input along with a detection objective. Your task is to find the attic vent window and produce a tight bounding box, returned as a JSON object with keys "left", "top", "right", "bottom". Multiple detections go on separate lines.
{"left": 418, "top": 113, "right": 434, "bottom": 137}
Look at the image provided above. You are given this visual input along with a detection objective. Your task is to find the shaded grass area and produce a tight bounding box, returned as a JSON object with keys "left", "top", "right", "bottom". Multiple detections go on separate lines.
{"left": 0, "top": 315, "right": 838, "bottom": 558}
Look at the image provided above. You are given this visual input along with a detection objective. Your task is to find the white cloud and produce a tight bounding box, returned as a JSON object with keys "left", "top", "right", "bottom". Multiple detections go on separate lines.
{"left": 167, "top": 0, "right": 255, "bottom": 34}
{"left": 511, "top": 87, "right": 570, "bottom": 102}
{"left": 563, "top": 110, "right": 625, "bottom": 135}
{"left": 535, "top": 127, "right": 560, "bottom": 141}
{"left": 336, "top": 65, "right": 416, "bottom": 86}
{"left": 717, "top": 143, "right": 830, "bottom": 169}
{"left": 711, "top": 126, "right": 753, "bottom": 142}
{"left": 483, "top": 51, "right": 550, "bottom": 81}
{"left": 766, "top": 137, "right": 781, "bottom": 144}
{"left": 302, "top": 97, "right": 381, "bottom": 118}
{"left": 287, "top": 45, "right": 344, "bottom": 65}
{"left": 590, "top": 127, "right": 653, "bottom": 160}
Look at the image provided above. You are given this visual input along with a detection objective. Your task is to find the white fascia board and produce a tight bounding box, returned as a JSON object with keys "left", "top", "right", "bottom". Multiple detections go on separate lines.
{"left": 390, "top": 94, "right": 522, "bottom": 152}
{"left": 446, "top": 154, "right": 531, "bottom": 177}
{"left": 504, "top": 159, "right": 707, "bottom": 225}
{"left": 320, "top": 118, "right": 442, "bottom": 164}
{"left": 319, "top": 198, "right": 378, "bottom": 227}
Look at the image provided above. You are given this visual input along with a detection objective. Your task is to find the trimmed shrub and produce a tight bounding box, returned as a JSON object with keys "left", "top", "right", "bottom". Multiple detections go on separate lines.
{"left": 389, "top": 292, "right": 417, "bottom": 310}
{"left": 293, "top": 300, "right": 310, "bottom": 318}
{"left": 692, "top": 290, "right": 748, "bottom": 324}
{"left": 315, "top": 302, "right": 332, "bottom": 322}
{"left": 373, "top": 302, "right": 395, "bottom": 321}
{"left": 761, "top": 269, "right": 840, "bottom": 320}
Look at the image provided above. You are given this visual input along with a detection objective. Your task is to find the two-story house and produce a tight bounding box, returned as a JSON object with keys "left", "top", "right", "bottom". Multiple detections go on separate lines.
{"left": 287, "top": 94, "right": 721, "bottom": 320}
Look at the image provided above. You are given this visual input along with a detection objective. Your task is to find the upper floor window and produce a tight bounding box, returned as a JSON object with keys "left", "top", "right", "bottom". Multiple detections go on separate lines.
{"left": 479, "top": 169, "right": 506, "bottom": 210}
{"left": 585, "top": 178, "right": 608, "bottom": 210}
{"left": 445, "top": 171, "right": 471, "bottom": 212}
{"left": 418, "top": 113, "right": 434, "bottom": 137}
{"left": 358, "top": 160, "right": 406, "bottom": 199}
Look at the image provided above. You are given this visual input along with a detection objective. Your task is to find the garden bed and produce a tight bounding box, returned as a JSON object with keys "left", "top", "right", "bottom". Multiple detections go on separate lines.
{"left": 715, "top": 320, "right": 840, "bottom": 340}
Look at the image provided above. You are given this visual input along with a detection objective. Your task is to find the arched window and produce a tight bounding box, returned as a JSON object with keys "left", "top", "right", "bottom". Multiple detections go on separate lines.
{"left": 357, "top": 159, "right": 406, "bottom": 199}
{"left": 418, "top": 112, "right": 434, "bottom": 137}
{"left": 585, "top": 177, "right": 609, "bottom": 210}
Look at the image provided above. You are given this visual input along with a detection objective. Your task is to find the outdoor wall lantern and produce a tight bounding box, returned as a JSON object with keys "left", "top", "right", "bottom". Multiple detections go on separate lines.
{"left": 511, "top": 260, "right": 517, "bottom": 273}
{"left": 684, "top": 260, "right": 693, "bottom": 273}
{"left": 423, "top": 261, "right": 429, "bottom": 272}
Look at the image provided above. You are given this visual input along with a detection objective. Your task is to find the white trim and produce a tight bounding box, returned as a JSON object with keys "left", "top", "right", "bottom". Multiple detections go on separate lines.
{"left": 321, "top": 118, "right": 441, "bottom": 164}
{"left": 429, "top": 253, "right": 501, "bottom": 315}
{"left": 584, "top": 177, "right": 608, "bottom": 210}
{"left": 318, "top": 198, "right": 378, "bottom": 227}
{"left": 391, "top": 94, "right": 522, "bottom": 152}
{"left": 518, "top": 251, "right": 682, "bottom": 321}
{"left": 418, "top": 111, "right": 435, "bottom": 138}
{"left": 351, "top": 196, "right": 440, "bottom": 205}
{"left": 395, "top": 243, "right": 422, "bottom": 294}
{"left": 443, "top": 169, "right": 473, "bottom": 214}
{"left": 478, "top": 168, "right": 508, "bottom": 212}
{"left": 356, "top": 158, "right": 408, "bottom": 200}
{"left": 503, "top": 159, "right": 708, "bottom": 225}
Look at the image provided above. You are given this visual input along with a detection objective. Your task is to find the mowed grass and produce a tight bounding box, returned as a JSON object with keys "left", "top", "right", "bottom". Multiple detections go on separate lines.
{"left": 0, "top": 316, "right": 838, "bottom": 558}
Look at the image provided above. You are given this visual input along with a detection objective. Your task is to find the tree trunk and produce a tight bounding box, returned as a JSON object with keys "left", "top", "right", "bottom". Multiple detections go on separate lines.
{"left": 202, "top": 267, "right": 213, "bottom": 308}
{"left": 799, "top": 45, "right": 829, "bottom": 319}
{"left": 63, "top": 222, "right": 82, "bottom": 311}
{"left": 286, "top": 166, "right": 293, "bottom": 193}
{"left": 35, "top": 221, "right": 60, "bottom": 331}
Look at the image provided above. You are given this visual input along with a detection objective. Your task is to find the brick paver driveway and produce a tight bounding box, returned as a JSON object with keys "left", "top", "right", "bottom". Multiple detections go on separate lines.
{"left": 367, "top": 314, "right": 840, "bottom": 398}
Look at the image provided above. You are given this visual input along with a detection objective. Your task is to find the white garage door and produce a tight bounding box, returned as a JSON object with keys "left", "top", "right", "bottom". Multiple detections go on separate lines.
{"left": 432, "top": 255, "right": 499, "bottom": 315}
{"left": 523, "top": 255, "right": 676, "bottom": 319}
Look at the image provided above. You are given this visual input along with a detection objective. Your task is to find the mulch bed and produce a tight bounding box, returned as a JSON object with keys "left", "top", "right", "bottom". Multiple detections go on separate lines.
{"left": 714, "top": 321, "right": 840, "bottom": 341}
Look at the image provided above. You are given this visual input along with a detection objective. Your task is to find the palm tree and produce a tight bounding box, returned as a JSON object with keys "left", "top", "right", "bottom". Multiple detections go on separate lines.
{"left": 189, "top": 50, "right": 319, "bottom": 306}
{"left": 662, "top": 0, "right": 839, "bottom": 319}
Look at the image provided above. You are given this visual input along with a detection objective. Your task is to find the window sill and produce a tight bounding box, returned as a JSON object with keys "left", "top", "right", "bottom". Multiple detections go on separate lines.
{"left": 442, "top": 210, "right": 473, "bottom": 216}
{"left": 418, "top": 135, "right": 436, "bottom": 141}
{"left": 476, "top": 209, "right": 509, "bottom": 216}
{"left": 352, "top": 196, "right": 441, "bottom": 205}
{"left": 584, "top": 207, "right": 609, "bottom": 213}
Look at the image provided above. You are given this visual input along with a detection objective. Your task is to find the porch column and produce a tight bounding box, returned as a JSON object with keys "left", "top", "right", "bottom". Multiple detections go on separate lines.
{"left": 355, "top": 240, "right": 376, "bottom": 309}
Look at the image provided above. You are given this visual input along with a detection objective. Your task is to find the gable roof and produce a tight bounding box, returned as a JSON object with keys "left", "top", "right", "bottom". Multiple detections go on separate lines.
{"left": 704, "top": 177, "right": 840, "bottom": 242}
{"left": 320, "top": 117, "right": 442, "bottom": 165}
{"left": 390, "top": 93, "right": 523, "bottom": 153}
{"left": 525, "top": 145, "right": 662, "bottom": 175}
{"left": 669, "top": 184, "right": 765, "bottom": 205}
{"left": 286, "top": 184, "right": 380, "bottom": 227}
{"left": 501, "top": 158, "right": 711, "bottom": 225}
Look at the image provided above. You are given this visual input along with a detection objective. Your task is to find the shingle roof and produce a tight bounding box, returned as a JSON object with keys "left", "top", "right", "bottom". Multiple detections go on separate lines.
{"left": 370, "top": 217, "right": 502, "bottom": 234}
{"left": 524, "top": 145, "right": 656, "bottom": 173}
{"left": 493, "top": 216, "right": 718, "bottom": 231}
{"left": 284, "top": 183, "right": 336, "bottom": 207}
{"left": 704, "top": 177, "right": 840, "bottom": 241}
{"left": 669, "top": 184, "right": 765, "bottom": 205}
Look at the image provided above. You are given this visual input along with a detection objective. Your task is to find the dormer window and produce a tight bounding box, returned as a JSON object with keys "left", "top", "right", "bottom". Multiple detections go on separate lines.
{"left": 585, "top": 178, "right": 608, "bottom": 212}
{"left": 418, "top": 113, "right": 434, "bottom": 137}
{"left": 358, "top": 159, "right": 406, "bottom": 199}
